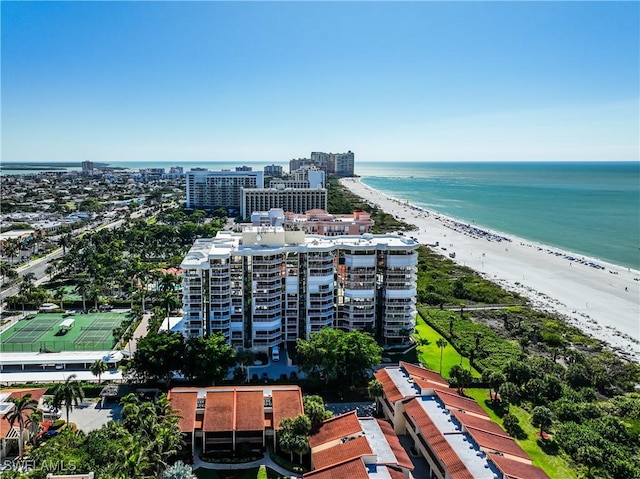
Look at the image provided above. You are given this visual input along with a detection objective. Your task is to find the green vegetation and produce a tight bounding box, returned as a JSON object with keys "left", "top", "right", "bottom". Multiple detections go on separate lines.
{"left": 296, "top": 328, "right": 382, "bottom": 395}
{"left": 194, "top": 468, "right": 292, "bottom": 479}
{"left": 416, "top": 246, "right": 525, "bottom": 306}
{"left": 413, "top": 315, "right": 479, "bottom": 377}
{"left": 327, "top": 179, "right": 416, "bottom": 233}
{"left": 128, "top": 330, "right": 236, "bottom": 386}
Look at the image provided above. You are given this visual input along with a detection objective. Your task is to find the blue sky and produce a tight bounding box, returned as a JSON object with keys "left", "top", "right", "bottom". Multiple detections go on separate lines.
{"left": 2, "top": 1, "right": 638, "bottom": 163}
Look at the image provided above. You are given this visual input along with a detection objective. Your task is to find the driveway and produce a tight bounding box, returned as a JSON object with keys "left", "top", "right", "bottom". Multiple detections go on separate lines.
{"left": 66, "top": 398, "right": 122, "bottom": 432}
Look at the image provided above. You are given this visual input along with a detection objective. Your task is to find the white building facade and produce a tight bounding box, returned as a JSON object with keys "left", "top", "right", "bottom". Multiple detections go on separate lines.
{"left": 186, "top": 170, "right": 264, "bottom": 213}
{"left": 240, "top": 187, "right": 327, "bottom": 220}
{"left": 180, "top": 229, "right": 418, "bottom": 350}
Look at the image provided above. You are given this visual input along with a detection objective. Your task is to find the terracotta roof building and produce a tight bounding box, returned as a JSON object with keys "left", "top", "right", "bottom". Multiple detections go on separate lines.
{"left": 374, "top": 363, "right": 551, "bottom": 479}
{"left": 306, "top": 411, "right": 414, "bottom": 479}
{"left": 0, "top": 388, "right": 47, "bottom": 459}
{"left": 168, "top": 385, "right": 303, "bottom": 456}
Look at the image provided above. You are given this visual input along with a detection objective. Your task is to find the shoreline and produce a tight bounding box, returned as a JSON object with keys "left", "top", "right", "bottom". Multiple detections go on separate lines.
{"left": 340, "top": 177, "right": 640, "bottom": 362}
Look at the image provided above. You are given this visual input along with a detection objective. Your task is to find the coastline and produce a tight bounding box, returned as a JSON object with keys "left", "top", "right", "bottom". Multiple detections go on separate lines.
{"left": 340, "top": 177, "right": 640, "bottom": 362}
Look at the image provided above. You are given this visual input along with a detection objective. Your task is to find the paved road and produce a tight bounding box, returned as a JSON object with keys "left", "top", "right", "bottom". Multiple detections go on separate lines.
{"left": 0, "top": 216, "right": 135, "bottom": 305}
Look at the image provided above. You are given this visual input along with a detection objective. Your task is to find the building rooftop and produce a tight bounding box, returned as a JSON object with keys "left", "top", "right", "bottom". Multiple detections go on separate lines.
{"left": 312, "top": 435, "right": 373, "bottom": 470}
{"left": 309, "top": 410, "right": 362, "bottom": 448}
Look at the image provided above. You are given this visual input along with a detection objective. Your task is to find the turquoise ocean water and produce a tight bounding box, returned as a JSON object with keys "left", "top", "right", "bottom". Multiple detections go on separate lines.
{"left": 2, "top": 160, "right": 638, "bottom": 270}
{"left": 357, "top": 161, "right": 640, "bottom": 271}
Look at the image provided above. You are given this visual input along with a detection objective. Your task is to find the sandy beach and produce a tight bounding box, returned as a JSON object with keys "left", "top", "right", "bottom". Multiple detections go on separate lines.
{"left": 340, "top": 178, "right": 640, "bottom": 362}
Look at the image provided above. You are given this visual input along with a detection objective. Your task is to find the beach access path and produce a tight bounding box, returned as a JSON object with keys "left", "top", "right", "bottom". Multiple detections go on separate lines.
{"left": 340, "top": 178, "right": 640, "bottom": 362}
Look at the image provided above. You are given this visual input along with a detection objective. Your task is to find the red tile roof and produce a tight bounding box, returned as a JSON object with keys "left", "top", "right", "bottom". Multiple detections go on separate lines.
{"left": 235, "top": 390, "right": 264, "bottom": 431}
{"left": 387, "top": 467, "right": 406, "bottom": 479}
{"left": 272, "top": 389, "right": 304, "bottom": 430}
{"left": 434, "top": 389, "right": 489, "bottom": 418}
{"left": 303, "top": 457, "right": 369, "bottom": 479}
{"left": 413, "top": 377, "right": 453, "bottom": 396}
{"left": 168, "top": 391, "right": 198, "bottom": 433}
{"left": 465, "top": 425, "right": 530, "bottom": 460}
{"left": 490, "top": 453, "right": 551, "bottom": 479}
{"left": 309, "top": 410, "right": 362, "bottom": 448}
{"left": 450, "top": 410, "right": 510, "bottom": 438}
{"left": 404, "top": 399, "right": 474, "bottom": 479}
{"left": 374, "top": 368, "right": 405, "bottom": 403}
{"left": 0, "top": 388, "right": 47, "bottom": 437}
{"left": 400, "top": 361, "right": 449, "bottom": 386}
{"left": 312, "top": 435, "right": 372, "bottom": 470}
{"left": 376, "top": 419, "right": 413, "bottom": 470}
{"left": 203, "top": 390, "right": 235, "bottom": 432}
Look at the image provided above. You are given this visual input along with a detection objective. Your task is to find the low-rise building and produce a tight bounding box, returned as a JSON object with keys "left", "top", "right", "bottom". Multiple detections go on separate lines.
{"left": 168, "top": 385, "right": 304, "bottom": 456}
{"left": 373, "top": 362, "right": 551, "bottom": 479}
{"left": 305, "top": 410, "right": 413, "bottom": 479}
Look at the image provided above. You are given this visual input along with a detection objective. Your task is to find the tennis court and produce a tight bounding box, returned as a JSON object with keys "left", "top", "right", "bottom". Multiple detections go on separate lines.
{"left": 0, "top": 312, "right": 127, "bottom": 353}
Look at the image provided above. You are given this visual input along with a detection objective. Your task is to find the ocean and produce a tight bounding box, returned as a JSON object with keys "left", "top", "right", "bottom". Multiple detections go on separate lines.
{"left": 2, "top": 160, "right": 638, "bottom": 270}
{"left": 357, "top": 161, "right": 640, "bottom": 271}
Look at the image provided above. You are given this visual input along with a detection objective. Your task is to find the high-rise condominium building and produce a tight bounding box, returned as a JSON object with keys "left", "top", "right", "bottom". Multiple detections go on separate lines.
{"left": 186, "top": 170, "right": 264, "bottom": 213}
{"left": 291, "top": 151, "right": 355, "bottom": 176}
{"left": 240, "top": 186, "right": 327, "bottom": 220}
{"left": 180, "top": 228, "right": 418, "bottom": 350}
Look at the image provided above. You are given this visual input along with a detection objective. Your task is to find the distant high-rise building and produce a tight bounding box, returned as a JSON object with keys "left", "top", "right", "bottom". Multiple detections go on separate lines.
{"left": 236, "top": 165, "right": 253, "bottom": 172}
{"left": 81, "top": 161, "right": 94, "bottom": 175}
{"left": 180, "top": 229, "right": 418, "bottom": 349}
{"left": 291, "top": 151, "right": 355, "bottom": 177}
{"left": 334, "top": 151, "right": 355, "bottom": 176}
{"left": 240, "top": 186, "right": 327, "bottom": 219}
{"left": 264, "top": 164, "right": 283, "bottom": 177}
{"left": 185, "top": 170, "right": 264, "bottom": 213}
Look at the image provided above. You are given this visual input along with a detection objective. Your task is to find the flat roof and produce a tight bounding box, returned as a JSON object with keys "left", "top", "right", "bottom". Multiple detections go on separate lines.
{"left": 0, "top": 350, "right": 122, "bottom": 366}
{"left": 0, "top": 370, "right": 123, "bottom": 384}
{"left": 381, "top": 366, "right": 420, "bottom": 400}
{"left": 416, "top": 396, "right": 500, "bottom": 479}
{"left": 359, "top": 418, "right": 395, "bottom": 465}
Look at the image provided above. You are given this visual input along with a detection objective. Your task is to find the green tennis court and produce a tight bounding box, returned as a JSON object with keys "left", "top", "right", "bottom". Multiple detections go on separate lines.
{"left": 0, "top": 312, "right": 127, "bottom": 352}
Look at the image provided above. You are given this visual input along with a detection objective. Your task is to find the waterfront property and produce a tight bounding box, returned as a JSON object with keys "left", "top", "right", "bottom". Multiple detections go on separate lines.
{"left": 180, "top": 228, "right": 418, "bottom": 350}
{"left": 168, "top": 385, "right": 304, "bottom": 456}
{"left": 240, "top": 186, "right": 328, "bottom": 220}
{"left": 373, "top": 362, "right": 551, "bottom": 479}
{"left": 250, "top": 208, "right": 374, "bottom": 236}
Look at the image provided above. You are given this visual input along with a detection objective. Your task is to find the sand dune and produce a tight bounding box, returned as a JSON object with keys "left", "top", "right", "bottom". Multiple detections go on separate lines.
{"left": 340, "top": 178, "right": 640, "bottom": 362}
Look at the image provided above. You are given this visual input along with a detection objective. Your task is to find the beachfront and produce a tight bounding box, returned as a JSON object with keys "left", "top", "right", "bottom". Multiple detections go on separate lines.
{"left": 341, "top": 178, "right": 640, "bottom": 362}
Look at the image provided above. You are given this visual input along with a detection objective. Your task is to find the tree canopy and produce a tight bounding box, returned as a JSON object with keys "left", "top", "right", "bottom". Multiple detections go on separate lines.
{"left": 296, "top": 328, "right": 382, "bottom": 392}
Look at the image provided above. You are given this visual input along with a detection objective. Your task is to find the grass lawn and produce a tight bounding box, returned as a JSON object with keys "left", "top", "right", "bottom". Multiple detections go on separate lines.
{"left": 194, "top": 467, "right": 287, "bottom": 479}
{"left": 464, "top": 388, "right": 578, "bottom": 479}
{"left": 413, "top": 315, "right": 480, "bottom": 379}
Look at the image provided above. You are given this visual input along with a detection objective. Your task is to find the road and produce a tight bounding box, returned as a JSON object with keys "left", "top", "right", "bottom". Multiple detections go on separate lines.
{"left": 0, "top": 214, "right": 138, "bottom": 305}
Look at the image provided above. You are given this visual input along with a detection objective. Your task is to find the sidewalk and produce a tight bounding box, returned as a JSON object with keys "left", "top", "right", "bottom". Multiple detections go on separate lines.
{"left": 192, "top": 450, "right": 300, "bottom": 478}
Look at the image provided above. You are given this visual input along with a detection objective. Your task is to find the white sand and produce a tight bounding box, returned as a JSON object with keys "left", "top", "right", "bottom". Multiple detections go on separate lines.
{"left": 341, "top": 178, "right": 640, "bottom": 362}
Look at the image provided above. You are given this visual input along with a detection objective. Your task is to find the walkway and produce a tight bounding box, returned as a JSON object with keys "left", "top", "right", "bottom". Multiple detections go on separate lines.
{"left": 191, "top": 449, "right": 300, "bottom": 478}
{"left": 123, "top": 312, "right": 151, "bottom": 354}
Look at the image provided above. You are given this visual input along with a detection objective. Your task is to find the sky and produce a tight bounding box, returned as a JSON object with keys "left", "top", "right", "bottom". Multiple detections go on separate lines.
{"left": 2, "top": 1, "right": 639, "bottom": 163}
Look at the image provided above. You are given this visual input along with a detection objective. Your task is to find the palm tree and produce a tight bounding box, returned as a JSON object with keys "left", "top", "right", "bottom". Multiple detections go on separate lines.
{"left": 26, "top": 409, "right": 43, "bottom": 444}
{"left": 54, "top": 287, "right": 66, "bottom": 310}
{"left": 3, "top": 393, "right": 39, "bottom": 457}
{"left": 498, "top": 381, "right": 519, "bottom": 412}
{"left": 90, "top": 359, "right": 109, "bottom": 383}
{"left": 159, "top": 461, "right": 197, "bottom": 479}
{"left": 436, "top": 338, "right": 448, "bottom": 375}
{"left": 51, "top": 374, "right": 85, "bottom": 425}
{"left": 160, "top": 292, "right": 179, "bottom": 328}
{"left": 368, "top": 379, "right": 384, "bottom": 416}
{"left": 74, "top": 276, "right": 90, "bottom": 312}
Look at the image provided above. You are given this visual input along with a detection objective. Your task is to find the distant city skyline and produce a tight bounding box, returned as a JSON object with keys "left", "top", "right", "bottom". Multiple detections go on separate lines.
{"left": 2, "top": 1, "right": 638, "bottom": 163}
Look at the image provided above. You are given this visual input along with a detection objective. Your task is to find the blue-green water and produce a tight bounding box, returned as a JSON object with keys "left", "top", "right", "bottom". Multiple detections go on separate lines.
{"left": 357, "top": 162, "right": 640, "bottom": 270}
{"left": 2, "top": 160, "right": 638, "bottom": 269}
